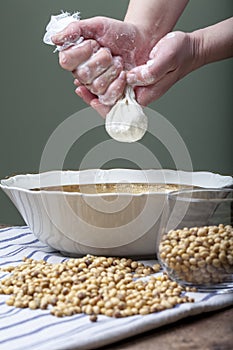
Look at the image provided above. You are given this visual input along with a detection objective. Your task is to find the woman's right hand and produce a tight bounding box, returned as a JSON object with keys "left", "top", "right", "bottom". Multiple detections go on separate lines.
{"left": 52, "top": 16, "right": 159, "bottom": 116}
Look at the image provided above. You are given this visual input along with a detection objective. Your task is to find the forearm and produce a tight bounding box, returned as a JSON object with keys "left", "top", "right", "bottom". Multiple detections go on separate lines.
{"left": 124, "top": 0, "right": 189, "bottom": 41}
{"left": 191, "top": 17, "right": 233, "bottom": 69}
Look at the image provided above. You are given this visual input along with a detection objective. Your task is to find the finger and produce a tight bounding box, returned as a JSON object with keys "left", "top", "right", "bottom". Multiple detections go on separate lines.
{"left": 90, "top": 100, "right": 111, "bottom": 118}
{"left": 74, "top": 47, "right": 112, "bottom": 85}
{"left": 126, "top": 38, "right": 178, "bottom": 87}
{"left": 75, "top": 86, "right": 110, "bottom": 118}
{"left": 126, "top": 62, "right": 157, "bottom": 86}
{"left": 59, "top": 39, "right": 99, "bottom": 71}
{"left": 85, "top": 56, "right": 123, "bottom": 95}
{"left": 73, "top": 78, "right": 81, "bottom": 87}
{"left": 52, "top": 18, "right": 106, "bottom": 45}
{"left": 98, "top": 71, "right": 126, "bottom": 106}
{"left": 135, "top": 71, "right": 179, "bottom": 106}
{"left": 75, "top": 86, "right": 96, "bottom": 105}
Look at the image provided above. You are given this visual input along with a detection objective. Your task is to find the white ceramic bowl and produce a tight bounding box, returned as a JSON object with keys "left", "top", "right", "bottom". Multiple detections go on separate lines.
{"left": 1, "top": 169, "right": 232, "bottom": 258}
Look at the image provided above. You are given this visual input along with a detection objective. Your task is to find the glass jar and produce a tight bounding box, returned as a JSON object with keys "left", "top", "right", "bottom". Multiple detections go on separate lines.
{"left": 157, "top": 189, "right": 233, "bottom": 293}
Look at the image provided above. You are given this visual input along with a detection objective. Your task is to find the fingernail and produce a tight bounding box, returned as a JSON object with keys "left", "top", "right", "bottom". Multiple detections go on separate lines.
{"left": 73, "top": 79, "right": 80, "bottom": 86}
{"left": 59, "top": 52, "right": 67, "bottom": 64}
{"left": 75, "top": 87, "right": 83, "bottom": 98}
{"left": 146, "top": 59, "right": 154, "bottom": 67}
{"left": 119, "top": 71, "right": 126, "bottom": 80}
{"left": 149, "top": 46, "right": 158, "bottom": 59}
{"left": 90, "top": 100, "right": 98, "bottom": 108}
{"left": 166, "top": 32, "right": 176, "bottom": 39}
{"left": 52, "top": 33, "right": 65, "bottom": 43}
{"left": 126, "top": 72, "right": 136, "bottom": 84}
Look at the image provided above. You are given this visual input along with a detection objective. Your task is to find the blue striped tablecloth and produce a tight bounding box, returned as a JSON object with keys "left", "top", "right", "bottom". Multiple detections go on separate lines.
{"left": 0, "top": 226, "right": 232, "bottom": 350}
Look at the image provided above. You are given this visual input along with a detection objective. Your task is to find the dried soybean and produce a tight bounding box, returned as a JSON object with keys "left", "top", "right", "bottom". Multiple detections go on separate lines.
{"left": 0, "top": 255, "right": 194, "bottom": 320}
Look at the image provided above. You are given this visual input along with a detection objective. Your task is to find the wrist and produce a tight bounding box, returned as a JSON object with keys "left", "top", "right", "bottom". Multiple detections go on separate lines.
{"left": 124, "top": 0, "right": 189, "bottom": 44}
{"left": 189, "top": 18, "right": 233, "bottom": 68}
{"left": 188, "top": 30, "right": 206, "bottom": 71}
{"left": 124, "top": 2, "right": 170, "bottom": 46}
{"left": 124, "top": 17, "right": 161, "bottom": 47}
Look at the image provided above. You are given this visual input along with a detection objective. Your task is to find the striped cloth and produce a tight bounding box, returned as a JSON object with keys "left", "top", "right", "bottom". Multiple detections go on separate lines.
{"left": 0, "top": 226, "right": 232, "bottom": 350}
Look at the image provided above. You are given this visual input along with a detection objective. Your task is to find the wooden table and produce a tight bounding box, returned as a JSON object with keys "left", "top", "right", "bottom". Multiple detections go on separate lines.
{"left": 99, "top": 307, "right": 233, "bottom": 350}
{"left": 1, "top": 225, "right": 232, "bottom": 350}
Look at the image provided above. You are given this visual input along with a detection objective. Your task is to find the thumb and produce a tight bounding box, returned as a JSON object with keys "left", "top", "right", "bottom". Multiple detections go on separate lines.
{"left": 127, "top": 37, "right": 178, "bottom": 87}
{"left": 52, "top": 18, "right": 105, "bottom": 45}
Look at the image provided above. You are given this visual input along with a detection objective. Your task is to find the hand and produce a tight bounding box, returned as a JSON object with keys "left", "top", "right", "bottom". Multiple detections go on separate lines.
{"left": 126, "top": 31, "right": 199, "bottom": 105}
{"left": 52, "top": 17, "right": 158, "bottom": 116}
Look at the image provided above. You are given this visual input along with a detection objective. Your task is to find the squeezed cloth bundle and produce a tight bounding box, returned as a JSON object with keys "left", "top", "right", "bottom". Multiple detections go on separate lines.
{"left": 43, "top": 11, "right": 83, "bottom": 51}
{"left": 43, "top": 12, "right": 148, "bottom": 143}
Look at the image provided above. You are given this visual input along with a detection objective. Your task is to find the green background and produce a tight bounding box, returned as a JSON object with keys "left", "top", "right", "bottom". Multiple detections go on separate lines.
{"left": 0, "top": 0, "right": 232, "bottom": 225}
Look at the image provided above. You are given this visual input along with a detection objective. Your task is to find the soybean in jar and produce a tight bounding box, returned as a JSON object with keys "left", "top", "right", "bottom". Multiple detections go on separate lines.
{"left": 157, "top": 189, "right": 233, "bottom": 293}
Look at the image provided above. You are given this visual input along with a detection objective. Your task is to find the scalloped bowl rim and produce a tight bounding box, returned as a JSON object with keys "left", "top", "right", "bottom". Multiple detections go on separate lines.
{"left": 1, "top": 169, "right": 232, "bottom": 196}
